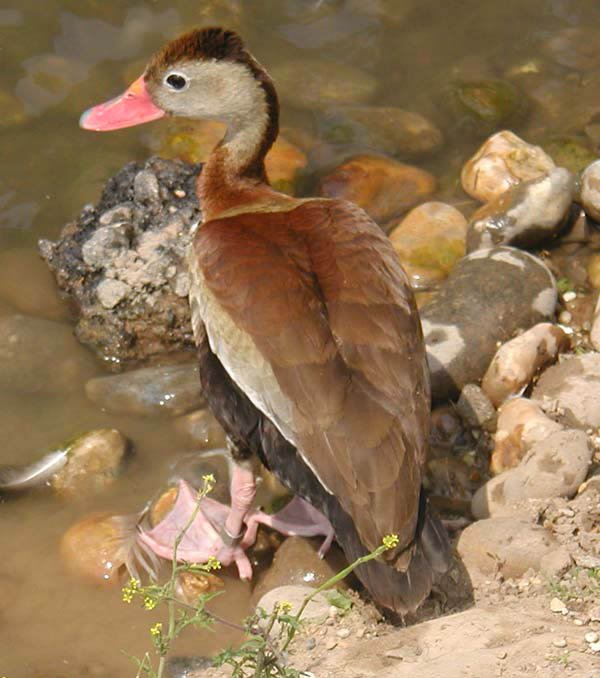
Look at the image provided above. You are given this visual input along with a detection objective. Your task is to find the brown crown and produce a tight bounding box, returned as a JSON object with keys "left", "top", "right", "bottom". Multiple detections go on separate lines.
{"left": 145, "top": 27, "right": 247, "bottom": 80}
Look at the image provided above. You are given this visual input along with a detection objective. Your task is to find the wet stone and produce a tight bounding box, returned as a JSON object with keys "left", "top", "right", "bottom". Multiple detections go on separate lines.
{"left": 543, "top": 135, "right": 597, "bottom": 176}
{"left": 323, "top": 105, "right": 443, "bottom": 157}
{"left": 0, "top": 314, "right": 98, "bottom": 394}
{"left": 580, "top": 160, "right": 600, "bottom": 222}
{"left": 40, "top": 157, "right": 201, "bottom": 364}
{"left": 461, "top": 131, "right": 555, "bottom": 203}
{"left": 388, "top": 202, "right": 467, "bottom": 290}
{"left": 173, "top": 409, "right": 227, "bottom": 449}
{"left": 532, "top": 352, "right": 600, "bottom": 429}
{"left": 467, "top": 167, "right": 574, "bottom": 252}
{"left": 542, "top": 28, "right": 600, "bottom": 71}
{"left": 421, "top": 247, "right": 557, "bottom": 401}
{"left": 318, "top": 154, "right": 436, "bottom": 224}
{"left": 271, "top": 58, "right": 377, "bottom": 111}
{"left": 85, "top": 363, "right": 204, "bottom": 417}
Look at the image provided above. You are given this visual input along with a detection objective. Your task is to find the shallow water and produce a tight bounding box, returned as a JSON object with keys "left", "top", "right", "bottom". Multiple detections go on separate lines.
{"left": 2, "top": 0, "right": 600, "bottom": 675}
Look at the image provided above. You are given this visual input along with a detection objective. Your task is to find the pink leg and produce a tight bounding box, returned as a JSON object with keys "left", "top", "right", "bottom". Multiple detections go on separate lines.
{"left": 223, "top": 462, "right": 256, "bottom": 544}
{"left": 243, "top": 496, "right": 335, "bottom": 558}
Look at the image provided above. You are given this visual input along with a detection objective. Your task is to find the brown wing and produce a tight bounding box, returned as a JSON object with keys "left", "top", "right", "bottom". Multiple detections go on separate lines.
{"left": 191, "top": 199, "right": 430, "bottom": 552}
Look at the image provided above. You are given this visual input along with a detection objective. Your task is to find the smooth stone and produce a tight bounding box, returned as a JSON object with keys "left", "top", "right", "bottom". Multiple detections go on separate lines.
{"left": 455, "top": 384, "right": 496, "bottom": 432}
{"left": 271, "top": 58, "right": 376, "bottom": 111}
{"left": 0, "top": 314, "right": 98, "bottom": 394}
{"left": 253, "top": 536, "right": 348, "bottom": 603}
{"left": 591, "top": 297, "right": 600, "bottom": 351}
{"left": 580, "top": 160, "right": 600, "bottom": 222}
{"left": 443, "top": 79, "right": 527, "bottom": 134}
{"left": 542, "top": 28, "right": 600, "bottom": 71}
{"left": 318, "top": 154, "right": 436, "bottom": 224}
{"left": 151, "top": 119, "right": 307, "bottom": 195}
{"left": 51, "top": 429, "right": 129, "bottom": 498}
{"left": 457, "top": 517, "right": 567, "bottom": 579}
{"left": 173, "top": 409, "right": 227, "bottom": 449}
{"left": 256, "top": 584, "right": 331, "bottom": 633}
{"left": 461, "top": 131, "right": 555, "bottom": 202}
{"left": 481, "top": 323, "right": 569, "bottom": 407}
{"left": 0, "top": 248, "right": 69, "bottom": 320}
{"left": 490, "top": 398, "right": 563, "bottom": 475}
{"left": 472, "top": 428, "right": 591, "bottom": 518}
{"left": 421, "top": 247, "right": 557, "bottom": 401}
{"left": 85, "top": 363, "right": 204, "bottom": 417}
{"left": 532, "top": 353, "right": 600, "bottom": 429}
{"left": 323, "top": 105, "right": 443, "bottom": 157}
{"left": 388, "top": 202, "right": 467, "bottom": 290}
{"left": 467, "top": 168, "right": 574, "bottom": 251}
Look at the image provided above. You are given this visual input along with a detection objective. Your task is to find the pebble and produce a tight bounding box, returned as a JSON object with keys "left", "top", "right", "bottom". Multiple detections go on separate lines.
{"left": 85, "top": 363, "right": 204, "bottom": 417}
{"left": 318, "top": 154, "right": 436, "bottom": 224}
{"left": 461, "top": 131, "right": 555, "bottom": 203}
{"left": 305, "top": 637, "right": 316, "bottom": 651}
{"left": 0, "top": 314, "right": 98, "bottom": 394}
{"left": 455, "top": 384, "right": 497, "bottom": 432}
{"left": 472, "top": 428, "right": 592, "bottom": 518}
{"left": 581, "top": 160, "right": 600, "bottom": 222}
{"left": 421, "top": 247, "right": 557, "bottom": 401}
{"left": 271, "top": 58, "right": 376, "bottom": 111}
{"left": 552, "top": 638, "right": 567, "bottom": 648}
{"left": 173, "top": 408, "right": 227, "bottom": 449}
{"left": 133, "top": 169, "right": 160, "bottom": 203}
{"left": 584, "top": 632, "right": 599, "bottom": 644}
{"left": 323, "top": 105, "right": 443, "bottom": 157}
{"left": 481, "top": 323, "right": 569, "bottom": 407}
{"left": 95, "top": 279, "right": 131, "bottom": 309}
{"left": 337, "top": 628, "right": 350, "bottom": 639}
{"left": 550, "top": 597, "right": 568, "bottom": 614}
{"left": 457, "top": 517, "right": 568, "bottom": 579}
{"left": 467, "top": 167, "right": 574, "bottom": 251}
{"left": 388, "top": 202, "right": 467, "bottom": 289}
{"left": 81, "top": 224, "right": 130, "bottom": 269}
{"left": 532, "top": 352, "right": 600, "bottom": 429}
{"left": 590, "top": 641, "right": 600, "bottom": 653}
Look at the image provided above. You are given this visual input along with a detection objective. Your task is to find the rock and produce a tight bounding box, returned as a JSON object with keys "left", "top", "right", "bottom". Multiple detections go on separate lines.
{"left": 323, "top": 105, "right": 443, "bottom": 157}
{"left": 532, "top": 352, "right": 600, "bottom": 429}
{"left": 550, "top": 597, "right": 568, "bottom": 614}
{"left": 318, "top": 155, "right": 436, "bottom": 224}
{"left": 455, "top": 384, "right": 497, "bottom": 432}
{"left": 173, "top": 409, "right": 227, "bottom": 449}
{"left": 0, "top": 248, "right": 69, "bottom": 320}
{"left": 255, "top": 584, "right": 331, "bottom": 631}
{"left": 457, "top": 517, "right": 566, "bottom": 578}
{"left": 0, "top": 314, "right": 98, "bottom": 394}
{"left": 388, "top": 202, "right": 467, "bottom": 290}
{"left": 543, "top": 135, "right": 597, "bottom": 176}
{"left": 253, "top": 536, "right": 348, "bottom": 603}
{"left": 176, "top": 570, "right": 224, "bottom": 604}
{"left": 150, "top": 119, "right": 307, "bottom": 195}
{"left": 588, "top": 254, "right": 600, "bottom": 289}
{"left": 85, "top": 363, "right": 203, "bottom": 417}
{"left": 51, "top": 429, "right": 129, "bottom": 498}
{"left": 591, "top": 297, "right": 600, "bottom": 351}
{"left": 481, "top": 323, "right": 569, "bottom": 407}
{"left": 472, "top": 429, "right": 591, "bottom": 518}
{"left": 540, "top": 549, "right": 572, "bottom": 578}
{"left": 271, "top": 58, "right": 376, "bottom": 111}
{"left": 443, "top": 79, "right": 528, "bottom": 135}
{"left": 461, "top": 131, "right": 555, "bottom": 202}
{"left": 581, "top": 160, "right": 600, "bottom": 222}
{"left": 40, "top": 157, "right": 201, "bottom": 364}
{"left": 421, "top": 247, "right": 557, "bottom": 401}
{"left": 490, "top": 398, "right": 563, "bottom": 475}
{"left": 542, "top": 28, "right": 600, "bottom": 71}
{"left": 467, "top": 168, "right": 574, "bottom": 251}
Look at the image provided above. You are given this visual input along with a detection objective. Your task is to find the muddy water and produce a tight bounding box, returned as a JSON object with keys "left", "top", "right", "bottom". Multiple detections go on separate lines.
{"left": 2, "top": 0, "right": 600, "bottom": 675}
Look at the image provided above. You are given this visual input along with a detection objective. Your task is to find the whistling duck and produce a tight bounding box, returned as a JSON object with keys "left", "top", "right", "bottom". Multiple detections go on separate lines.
{"left": 80, "top": 27, "right": 451, "bottom": 615}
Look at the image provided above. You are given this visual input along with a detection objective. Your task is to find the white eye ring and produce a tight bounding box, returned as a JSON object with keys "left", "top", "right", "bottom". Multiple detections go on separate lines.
{"left": 164, "top": 71, "right": 189, "bottom": 91}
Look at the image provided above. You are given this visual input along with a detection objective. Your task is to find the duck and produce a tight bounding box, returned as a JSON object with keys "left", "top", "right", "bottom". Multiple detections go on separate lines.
{"left": 80, "top": 26, "right": 451, "bottom": 616}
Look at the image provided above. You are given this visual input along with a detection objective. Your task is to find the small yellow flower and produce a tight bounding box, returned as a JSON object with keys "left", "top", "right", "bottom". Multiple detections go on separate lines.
{"left": 276, "top": 601, "right": 293, "bottom": 614}
{"left": 382, "top": 534, "right": 399, "bottom": 550}
{"left": 150, "top": 622, "right": 162, "bottom": 637}
{"left": 206, "top": 556, "right": 221, "bottom": 571}
{"left": 122, "top": 589, "right": 134, "bottom": 604}
{"left": 202, "top": 473, "right": 216, "bottom": 489}
{"left": 143, "top": 596, "right": 157, "bottom": 610}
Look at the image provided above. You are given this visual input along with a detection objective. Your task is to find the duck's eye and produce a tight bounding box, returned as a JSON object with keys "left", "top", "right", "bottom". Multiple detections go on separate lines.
{"left": 165, "top": 73, "right": 187, "bottom": 91}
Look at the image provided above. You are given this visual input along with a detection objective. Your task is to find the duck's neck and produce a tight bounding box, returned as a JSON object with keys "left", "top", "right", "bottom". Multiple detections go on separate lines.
{"left": 198, "top": 75, "right": 280, "bottom": 222}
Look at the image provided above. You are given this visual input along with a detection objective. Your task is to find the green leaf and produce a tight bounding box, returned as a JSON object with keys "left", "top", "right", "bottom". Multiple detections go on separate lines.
{"left": 324, "top": 589, "right": 353, "bottom": 613}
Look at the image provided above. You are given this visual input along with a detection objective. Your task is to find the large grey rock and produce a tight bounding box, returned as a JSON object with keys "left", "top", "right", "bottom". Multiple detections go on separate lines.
{"left": 532, "top": 352, "right": 600, "bottom": 429}
{"left": 421, "top": 247, "right": 557, "bottom": 401}
{"left": 467, "top": 167, "right": 574, "bottom": 251}
{"left": 0, "top": 314, "right": 98, "bottom": 394}
{"left": 472, "top": 428, "right": 591, "bottom": 518}
{"left": 457, "top": 517, "right": 568, "bottom": 578}
{"left": 85, "top": 363, "right": 203, "bottom": 416}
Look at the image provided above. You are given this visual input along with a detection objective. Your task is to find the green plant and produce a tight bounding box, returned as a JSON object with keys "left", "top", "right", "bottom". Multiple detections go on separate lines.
{"left": 122, "top": 475, "right": 399, "bottom": 678}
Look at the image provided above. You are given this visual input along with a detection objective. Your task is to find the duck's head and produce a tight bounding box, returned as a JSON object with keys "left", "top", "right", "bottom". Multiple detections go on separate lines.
{"left": 80, "top": 27, "right": 277, "bottom": 133}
